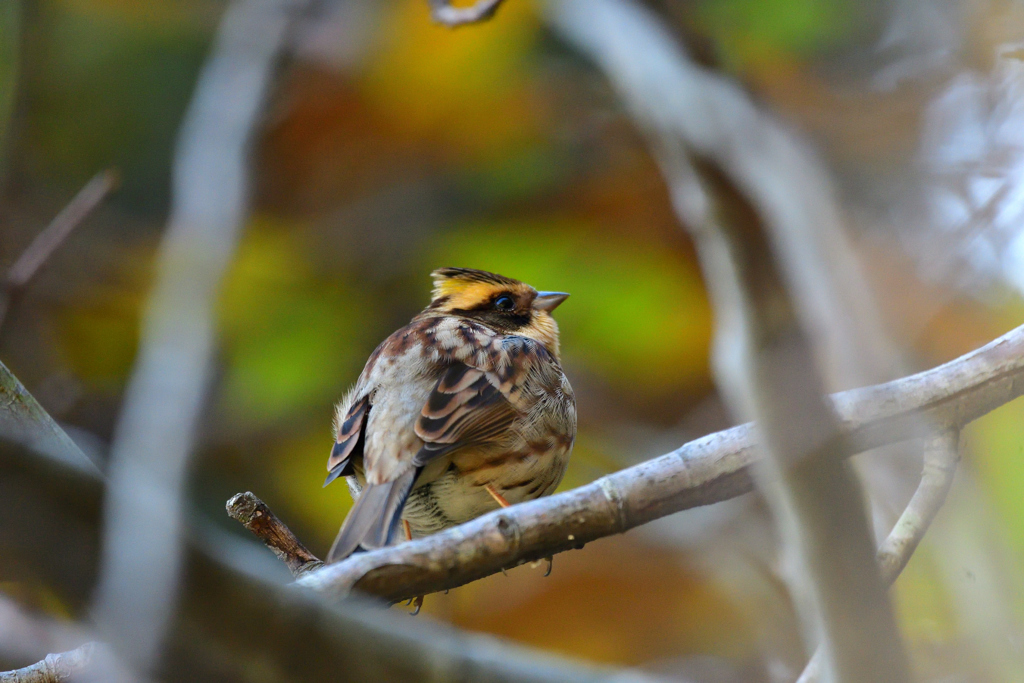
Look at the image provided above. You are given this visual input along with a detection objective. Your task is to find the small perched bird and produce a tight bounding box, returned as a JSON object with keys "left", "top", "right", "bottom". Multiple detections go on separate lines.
{"left": 325, "top": 267, "right": 576, "bottom": 563}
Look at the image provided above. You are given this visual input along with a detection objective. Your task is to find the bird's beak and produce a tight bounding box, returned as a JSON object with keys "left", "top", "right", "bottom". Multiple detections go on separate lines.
{"left": 533, "top": 291, "right": 570, "bottom": 312}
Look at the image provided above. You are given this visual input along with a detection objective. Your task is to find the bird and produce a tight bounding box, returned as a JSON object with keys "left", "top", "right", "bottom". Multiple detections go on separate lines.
{"left": 324, "top": 267, "right": 576, "bottom": 564}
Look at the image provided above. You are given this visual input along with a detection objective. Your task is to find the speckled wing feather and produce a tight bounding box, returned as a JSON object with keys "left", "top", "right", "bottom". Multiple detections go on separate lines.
{"left": 412, "top": 363, "right": 518, "bottom": 466}
{"left": 323, "top": 395, "right": 368, "bottom": 486}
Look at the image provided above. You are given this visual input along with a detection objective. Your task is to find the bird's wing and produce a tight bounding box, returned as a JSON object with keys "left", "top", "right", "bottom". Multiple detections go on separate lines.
{"left": 324, "top": 394, "right": 369, "bottom": 486}
{"left": 412, "top": 361, "right": 519, "bottom": 466}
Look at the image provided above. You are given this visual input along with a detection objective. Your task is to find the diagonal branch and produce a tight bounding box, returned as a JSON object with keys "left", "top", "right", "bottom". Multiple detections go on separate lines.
{"left": 6, "top": 171, "right": 117, "bottom": 290}
{"left": 877, "top": 429, "right": 961, "bottom": 584}
{"left": 226, "top": 492, "right": 323, "bottom": 576}
{"left": 0, "top": 170, "right": 117, "bottom": 329}
{"left": 0, "top": 359, "right": 100, "bottom": 477}
{"left": 797, "top": 428, "right": 962, "bottom": 683}
{"left": 235, "top": 322, "right": 1024, "bottom": 603}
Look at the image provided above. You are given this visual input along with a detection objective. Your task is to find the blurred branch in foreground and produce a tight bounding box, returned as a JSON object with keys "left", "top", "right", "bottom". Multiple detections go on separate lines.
{"left": 237, "top": 323, "right": 1024, "bottom": 603}
{"left": 90, "top": 0, "right": 310, "bottom": 672}
{"left": 0, "top": 642, "right": 97, "bottom": 683}
{"left": 0, "top": 595, "right": 92, "bottom": 672}
{"left": 685, "top": 161, "right": 911, "bottom": 681}
{"left": 0, "top": 360, "right": 100, "bottom": 477}
{"left": 428, "top": 0, "right": 507, "bottom": 27}
{"left": 0, "top": 360, "right": 672, "bottom": 682}
{"left": 548, "top": 2, "right": 913, "bottom": 680}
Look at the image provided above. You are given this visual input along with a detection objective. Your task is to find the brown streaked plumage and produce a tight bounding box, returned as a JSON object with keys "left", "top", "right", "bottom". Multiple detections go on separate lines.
{"left": 325, "top": 267, "right": 576, "bottom": 563}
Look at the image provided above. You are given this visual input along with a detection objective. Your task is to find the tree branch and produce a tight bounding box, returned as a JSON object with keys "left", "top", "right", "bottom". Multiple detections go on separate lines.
{"left": 229, "top": 323, "right": 1024, "bottom": 603}
{"left": 797, "top": 428, "right": 962, "bottom": 683}
{"left": 0, "top": 643, "right": 96, "bottom": 683}
{"left": 225, "top": 492, "right": 322, "bottom": 577}
{"left": 699, "top": 161, "right": 910, "bottom": 680}
{"left": 0, "top": 595, "right": 91, "bottom": 669}
{"left": 0, "top": 360, "right": 100, "bottom": 478}
{"left": 91, "top": 0, "right": 311, "bottom": 670}
{"left": 0, "top": 170, "right": 117, "bottom": 329}
{"left": 877, "top": 429, "right": 961, "bottom": 584}
{"left": 428, "top": 0, "right": 506, "bottom": 27}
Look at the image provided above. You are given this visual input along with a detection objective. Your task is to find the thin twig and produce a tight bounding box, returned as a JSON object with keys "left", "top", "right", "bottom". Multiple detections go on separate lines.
{"left": 428, "top": 0, "right": 506, "bottom": 27}
{"left": 877, "top": 429, "right": 961, "bottom": 583}
{"left": 244, "top": 322, "right": 1024, "bottom": 603}
{"left": 7, "top": 170, "right": 118, "bottom": 288}
{"left": 797, "top": 428, "right": 961, "bottom": 683}
{"left": 0, "top": 169, "right": 118, "bottom": 328}
{"left": 226, "top": 492, "right": 323, "bottom": 576}
{"left": 0, "top": 643, "right": 96, "bottom": 683}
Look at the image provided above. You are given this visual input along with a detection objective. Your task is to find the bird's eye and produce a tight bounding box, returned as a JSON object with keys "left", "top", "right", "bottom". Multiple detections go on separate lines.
{"left": 494, "top": 295, "right": 515, "bottom": 311}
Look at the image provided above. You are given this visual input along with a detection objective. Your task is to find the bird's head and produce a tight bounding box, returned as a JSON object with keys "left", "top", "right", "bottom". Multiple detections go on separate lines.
{"left": 426, "top": 267, "right": 569, "bottom": 358}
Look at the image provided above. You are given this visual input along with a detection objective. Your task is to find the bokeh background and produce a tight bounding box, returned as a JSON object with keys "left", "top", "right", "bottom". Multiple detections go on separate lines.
{"left": 4, "top": 0, "right": 1024, "bottom": 680}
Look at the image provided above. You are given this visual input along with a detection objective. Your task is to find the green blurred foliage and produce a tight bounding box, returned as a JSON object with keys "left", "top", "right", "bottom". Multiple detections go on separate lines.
{"left": 218, "top": 219, "right": 377, "bottom": 426}
{"left": 696, "top": 0, "right": 868, "bottom": 67}
{"left": 969, "top": 397, "right": 1024, "bottom": 565}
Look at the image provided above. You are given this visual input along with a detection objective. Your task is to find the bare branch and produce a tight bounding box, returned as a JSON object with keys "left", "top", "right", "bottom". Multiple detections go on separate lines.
{"left": 226, "top": 492, "right": 323, "bottom": 576}
{"left": 797, "top": 429, "right": 962, "bottom": 683}
{"left": 287, "top": 323, "right": 1024, "bottom": 603}
{"left": 91, "top": 0, "right": 311, "bottom": 670}
{"left": 689, "top": 160, "right": 910, "bottom": 680}
{"left": 428, "top": 0, "right": 506, "bottom": 27}
{"left": 877, "top": 429, "right": 961, "bottom": 583}
{"left": 0, "top": 170, "right": 118, "bottom": 329}
{"left": 0, "top": 359, "right": 100, "bottom": 477}
{"left": 0, "top": 643, "right": 96, "bottom": 683}
{"left": 7, "top": 170, "right": 117, "bottom": 289}
{"left": 186, "top": 552, "right": 679, "bottom": 683}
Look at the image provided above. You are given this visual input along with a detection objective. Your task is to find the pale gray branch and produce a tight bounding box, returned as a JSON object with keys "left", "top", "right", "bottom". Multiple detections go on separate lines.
{"left": 90, "top": 0, "right": 310, "bottom": 670}
{"left": 877, "top": 429, "right": 961, "bottom": 583}
{"left": 0, "top": 169, "right": 118, "bottom": 329}
{"left": 6, "top": 170, "right": 117, "bottom": 290}
{"left": 0, "top": 360, "right": 99, "bottom": 477}
{"left": 546, "top": 3, "right": 913, "bottom": 680}
{"left": 0, "top": 595, "right": 90, "bottom": 669}
{"left": 0, "top": 643, "right": 96, "bottom": 683}
{"left": 797, "top": 428, "right": 962, "bottom": 683}
{"left": 295, "top": 323, "right": 1024, "bottom": 603}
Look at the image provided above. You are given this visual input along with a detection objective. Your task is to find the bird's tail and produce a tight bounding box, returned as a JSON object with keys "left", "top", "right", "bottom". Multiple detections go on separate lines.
{"left": 326, "top": 468, "right": 416, "bottom": 563}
